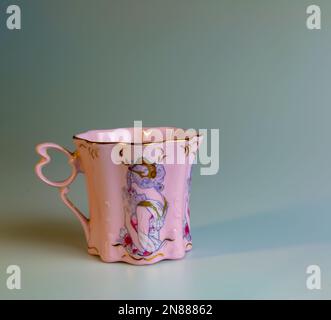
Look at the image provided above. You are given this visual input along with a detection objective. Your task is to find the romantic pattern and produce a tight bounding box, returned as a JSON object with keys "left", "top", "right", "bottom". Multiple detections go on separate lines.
{"left": 118, "top": 161, "right": 169, "bottom": 257}
{"left": 183, "top": 168, "right": 192, "bottom": 242}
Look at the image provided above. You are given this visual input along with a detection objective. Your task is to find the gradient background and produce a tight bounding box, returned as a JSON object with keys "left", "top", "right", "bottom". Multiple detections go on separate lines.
{"left": 1, "top": 0, "right": 331, "bottom": 299}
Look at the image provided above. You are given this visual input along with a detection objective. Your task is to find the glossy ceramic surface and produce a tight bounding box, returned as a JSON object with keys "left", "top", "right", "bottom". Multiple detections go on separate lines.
{"left": 35, "top": 127, "right": 202, "bottom": 265}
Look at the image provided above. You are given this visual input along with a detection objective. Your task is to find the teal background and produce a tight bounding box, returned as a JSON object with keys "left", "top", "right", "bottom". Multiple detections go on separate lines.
{"left": 1, "top": 0, "right": 331, "bottom": 299}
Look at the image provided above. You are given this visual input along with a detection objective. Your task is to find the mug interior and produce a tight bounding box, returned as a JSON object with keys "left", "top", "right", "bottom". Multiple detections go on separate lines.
{"left": 73, "top": 127, "right": 199, "bottom": 144}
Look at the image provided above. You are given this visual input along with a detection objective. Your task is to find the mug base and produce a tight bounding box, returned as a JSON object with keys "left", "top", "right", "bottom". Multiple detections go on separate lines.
{"left": 87, "top": 244, "right": 192, "bottom": 265}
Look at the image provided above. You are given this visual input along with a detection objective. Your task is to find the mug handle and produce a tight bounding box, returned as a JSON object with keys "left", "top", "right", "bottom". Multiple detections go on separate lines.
{"left": 35, "top": 142, "right": 90, "bottom": 241}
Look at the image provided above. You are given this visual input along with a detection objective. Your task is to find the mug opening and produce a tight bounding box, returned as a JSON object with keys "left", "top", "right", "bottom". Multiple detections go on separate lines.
{"left": 73, "top": 127, "right": 201, "bottom": 145}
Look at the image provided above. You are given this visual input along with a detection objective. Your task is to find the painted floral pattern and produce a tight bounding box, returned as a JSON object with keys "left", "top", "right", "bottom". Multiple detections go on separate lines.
{"left": 119, "top": 162, "right": 168, "bottom": 257}
{"left": 183, "top": 167, "right": 192, "bottom": 242}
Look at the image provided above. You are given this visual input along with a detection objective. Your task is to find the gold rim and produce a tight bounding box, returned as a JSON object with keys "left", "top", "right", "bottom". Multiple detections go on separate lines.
{"left": 73, "top": 133, "right": 202, "bottom": 145}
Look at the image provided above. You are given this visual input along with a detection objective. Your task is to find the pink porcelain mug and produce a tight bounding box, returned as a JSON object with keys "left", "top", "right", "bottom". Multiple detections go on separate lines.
{"left": 35, "top": 127, "right": 202, "bottom": 265}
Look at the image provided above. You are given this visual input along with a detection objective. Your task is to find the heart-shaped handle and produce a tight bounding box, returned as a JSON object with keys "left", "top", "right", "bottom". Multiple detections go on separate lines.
{"left": 35, "top": 142, "right": 90, "bottom": 241}
{"left": 35, "top": 142, "right": 77, "bottom": 187}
